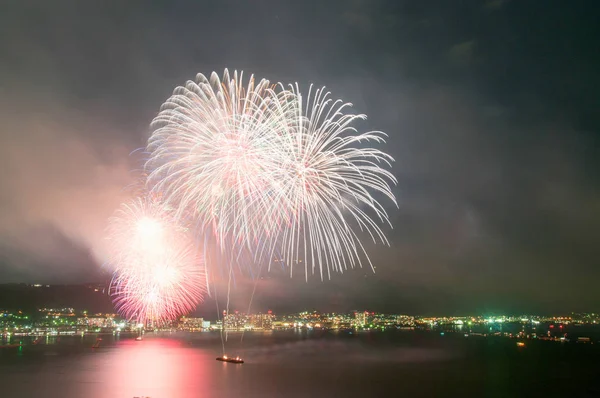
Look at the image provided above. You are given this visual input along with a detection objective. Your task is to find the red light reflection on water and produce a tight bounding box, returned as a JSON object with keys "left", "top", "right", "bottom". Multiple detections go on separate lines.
{"left": 111, "top": 338, "right": 216, "bottom": 398}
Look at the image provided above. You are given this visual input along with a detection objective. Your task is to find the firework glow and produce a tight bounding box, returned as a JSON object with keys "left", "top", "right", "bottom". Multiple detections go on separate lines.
{"left": 269, "top": 84, "right": 397, "bottom": 279}
{"left": 144, "top": 70, "right": 397, "bottom": 279}
{"left": 146, "top": 70, "right": 297, "bottom": 250}
{"left": 106, "top": 198, "right": 206, "bottom": 325}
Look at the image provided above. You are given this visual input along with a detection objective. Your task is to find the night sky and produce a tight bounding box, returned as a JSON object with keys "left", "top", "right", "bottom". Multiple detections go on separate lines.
{"left": 1, "top": 0, "right": 598, "bottom": 315}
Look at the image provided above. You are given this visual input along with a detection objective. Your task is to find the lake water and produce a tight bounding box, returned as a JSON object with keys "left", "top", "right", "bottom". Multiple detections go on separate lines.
{"left": 1, "top": 330, "right": 599, "bottom": 397}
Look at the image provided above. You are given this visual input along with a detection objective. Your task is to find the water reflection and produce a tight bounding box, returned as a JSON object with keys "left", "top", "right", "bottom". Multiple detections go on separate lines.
{"left": 112, "top": 339, "right": 210, "bottom": 397}
{"left": 1, "top": 331, "right": 599, "bottom": 398}
{"left": 0, "top": 333, "right": 461, "bottom": 398}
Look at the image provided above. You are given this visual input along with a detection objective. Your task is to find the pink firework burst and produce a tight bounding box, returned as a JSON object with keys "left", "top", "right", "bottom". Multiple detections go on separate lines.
{"left": 106, "top": 197, "right": 206, "bottom": 325}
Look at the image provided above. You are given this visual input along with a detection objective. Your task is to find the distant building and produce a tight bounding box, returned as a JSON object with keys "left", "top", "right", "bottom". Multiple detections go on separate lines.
{"left": 224, "top": 312, "right": 248, "bottom": 330}
{"left": 77, "top": 316, "right": 116, "bottom": 328}
{"left": 354, "top": 311, "right": 368, "bottom": 327}
{"left": 222, "top": 312, "right": 275, "bottom": 330}
{"left": 180, "top": 317, "right": 204, "bottom": 331}
{"left": 249, "top": 313, "right": 275, "bottom": 330}
{"left": 396, "top": 315, "right": 415, "bottom": 326}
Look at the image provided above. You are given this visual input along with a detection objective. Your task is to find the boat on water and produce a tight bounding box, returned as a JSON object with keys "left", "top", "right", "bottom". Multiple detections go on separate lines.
{"left": 216, "top": 355, "right": 244, "bottom": 364}
{"left": 135, "top": 336, "right": 143, "bottom": 341}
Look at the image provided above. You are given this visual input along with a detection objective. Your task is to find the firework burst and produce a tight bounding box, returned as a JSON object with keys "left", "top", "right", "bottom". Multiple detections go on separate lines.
{"left": 268, "top": 84, "right": 397, "bottom": 279}
{"left": 145, "top": 69, "right": 296, "bottom": 249}
{"left": 106, "top": 197, "right": 206, "bottom": 325}
{"left": 144, "top": 70, "right": 397, "bottom": 280}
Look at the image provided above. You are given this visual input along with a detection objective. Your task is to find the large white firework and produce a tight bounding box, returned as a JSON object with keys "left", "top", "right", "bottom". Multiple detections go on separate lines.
{"left": 106, "top": 197, "right": 206, "bottom": 324}
{"left": 144, "top": 70, "right": 397, "bottom": 279}
{"left": 145, "top": 69, "right": 295, "bottom": 249}
{"left": 268, "top": 84, "right": 397, "bottom": 279}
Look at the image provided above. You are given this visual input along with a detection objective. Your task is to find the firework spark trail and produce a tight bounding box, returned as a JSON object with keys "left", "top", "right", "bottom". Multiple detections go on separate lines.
{"left": 267, "top": 84, "right": 398, "bottom": 280}
{"left": 145, "top": 70, "right": 296, "bottom": 250}
{"left": 144, "top": 70, "right": 397, "bottom": 280}
{"left": 106, "top": 197, "right": 206, "bottom": 325}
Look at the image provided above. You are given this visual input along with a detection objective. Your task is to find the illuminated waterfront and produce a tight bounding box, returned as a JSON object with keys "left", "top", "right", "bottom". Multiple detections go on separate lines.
{"left": 1, "top": 330, "right": 600, "bottom": 397}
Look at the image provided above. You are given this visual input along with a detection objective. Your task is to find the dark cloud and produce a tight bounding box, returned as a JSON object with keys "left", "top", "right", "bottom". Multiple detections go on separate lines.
{"left": 0, "top": 0, "right": 598, "bottom": 314}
